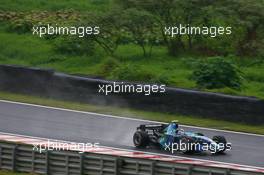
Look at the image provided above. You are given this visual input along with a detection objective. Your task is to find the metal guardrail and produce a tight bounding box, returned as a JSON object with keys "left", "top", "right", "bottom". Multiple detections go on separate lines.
{"left": 0, "top": 141, "right": 263, "bottom": 175}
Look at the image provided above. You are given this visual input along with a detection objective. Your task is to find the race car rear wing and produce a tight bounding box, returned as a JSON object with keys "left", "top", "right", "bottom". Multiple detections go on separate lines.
{"left": 137, "top": 124, "right": 168, "bottom": 132}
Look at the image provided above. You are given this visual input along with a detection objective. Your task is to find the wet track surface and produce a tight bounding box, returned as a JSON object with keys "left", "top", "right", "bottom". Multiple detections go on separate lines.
{"left": 0, "top": 100, "right": 263, "bottom": 167}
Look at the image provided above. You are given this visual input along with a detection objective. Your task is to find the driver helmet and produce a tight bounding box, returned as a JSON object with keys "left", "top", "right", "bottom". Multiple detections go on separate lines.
{"left": 171, "top": 120, "right": 179, "bottom": 129}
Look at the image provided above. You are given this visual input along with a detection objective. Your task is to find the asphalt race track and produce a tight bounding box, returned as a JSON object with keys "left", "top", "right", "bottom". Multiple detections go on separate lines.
{"left": 0, "top": 100, "right": 263, "bottom": 167}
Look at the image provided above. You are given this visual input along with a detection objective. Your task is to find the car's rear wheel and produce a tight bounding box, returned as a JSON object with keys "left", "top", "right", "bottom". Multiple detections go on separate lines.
{"left": 133, "top": 131, "right": 149, "bottom": 148}
{"left": 212, "top": 135, "right": 227, "bottom": 153}
{"left": 180, "top": 137, "right": 195, "bottom": 154}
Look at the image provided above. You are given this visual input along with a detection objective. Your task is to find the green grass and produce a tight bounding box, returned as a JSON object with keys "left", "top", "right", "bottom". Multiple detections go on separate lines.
{"left": 0, "top": 90, "right": 263, "bottom": 135}
{"left": 0, "top": 33, "right": 53, "bottom": 65}
{"left": 0, "top": 170, "right": 34, "bottom": 175}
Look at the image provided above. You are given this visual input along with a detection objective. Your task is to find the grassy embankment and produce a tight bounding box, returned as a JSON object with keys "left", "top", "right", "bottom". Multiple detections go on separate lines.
{"left": 0, "top": 0, "right": 264, "bottom": 99}
{"left": 0, "top": 31, "right": 263, "bottom": 99}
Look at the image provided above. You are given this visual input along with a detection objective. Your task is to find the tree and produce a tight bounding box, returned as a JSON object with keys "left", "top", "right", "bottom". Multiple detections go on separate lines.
{"left": 116, "top": 0, "right": 185, "bottom": 56}
{"left": 235, "top": 0, "right": 264, "bottom": 56}
{"left": 121, "top": 8, "right": 158, "bottom": 57}
{"left": 177, "top": 0, "right": 215, "bottom": 50}
{"left": 84, "top": 9, "right": 124, "bottom": 56}
{"left": 216, "top": 0, "right": 264, "bottom": 56}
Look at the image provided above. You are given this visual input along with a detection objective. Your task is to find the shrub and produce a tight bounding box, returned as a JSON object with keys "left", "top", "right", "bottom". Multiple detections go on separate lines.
{"left": 152, "top": 73, "right": 174, "bottom": 86}
{"left": 97, "top": 57, "right": 120, "bottom": 77}
{"left": 53, "top": 36, "right": 95, "bottom": 55}
{"left": 8, "top": 19, "right": 33, "bottom": 34}
{"left": 109, "top": 64, "right": 173, "bottom": 85}
{"left": 191, "top": 57, "right": 243, "bottom": 89}
{"left": 111, "top": 64, "right": 155, "bottom": 82}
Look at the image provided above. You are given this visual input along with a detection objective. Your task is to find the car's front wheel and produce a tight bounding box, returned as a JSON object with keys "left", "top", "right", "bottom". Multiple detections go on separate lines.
{"left": 212, "top": 135, "right": 227, "bottom": 153}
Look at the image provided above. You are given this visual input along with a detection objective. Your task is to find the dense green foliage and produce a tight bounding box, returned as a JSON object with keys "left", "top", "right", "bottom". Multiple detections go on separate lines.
{"left": 115, "top": 0, "right": 264, "bottom": 57}
{"left": 53, "top": 36, "right": 95, "bottom": 55}
{"left": 0, "top": 0, "right": 112, "bottom": 12}
{"left": 192, "top": 57, "right": 243, "bottom": 89}
{"left": 0, "top": 0, "right": 264, "bottom": 98}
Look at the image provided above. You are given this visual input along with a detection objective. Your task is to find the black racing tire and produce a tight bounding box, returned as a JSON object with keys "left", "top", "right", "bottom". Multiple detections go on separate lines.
{"left": 133, "top": 131, "right": 149, "bottom": 148}
{"left": 212, "top": 135, "right": 227, "bottom": 153}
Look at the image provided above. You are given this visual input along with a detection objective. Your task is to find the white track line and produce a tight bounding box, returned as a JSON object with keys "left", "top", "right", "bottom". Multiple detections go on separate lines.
{"left": 0, "top": 99, "right": 263, "bottom": 137}
{"left": 0, "top": 131, "right": 263, "bottom": 170}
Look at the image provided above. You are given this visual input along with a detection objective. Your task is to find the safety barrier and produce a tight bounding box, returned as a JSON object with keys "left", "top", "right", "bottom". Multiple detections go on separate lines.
{"left": 0, "top": 133, "right": 263, "bottom": 175}
{"left": 0, "top": 64, "right": 263, "bottom": 124}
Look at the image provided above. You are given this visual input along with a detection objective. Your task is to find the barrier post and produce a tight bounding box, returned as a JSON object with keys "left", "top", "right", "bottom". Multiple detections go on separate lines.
{"left": 80, "top": 153, "right": 84, "bottom": 175}
{"left": 31, "top": 150, "right": 35, "bottom": 173}
{"left": 66, "top": 154, "right": 69, "bottom": 175}
{"left": 46, "top": 150, "right": 50, "bottom": 175}
{"left": 187, "top": 165, "right": 193, "bottom": 175}
{"left": 0, "top": 145, "right": 2, "bottom": 169}
{"left": 151, "top": 161, "right": 155, "bottom": 175}
{"left": 11, "top": 145, "right": 18, "bottom": 172}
